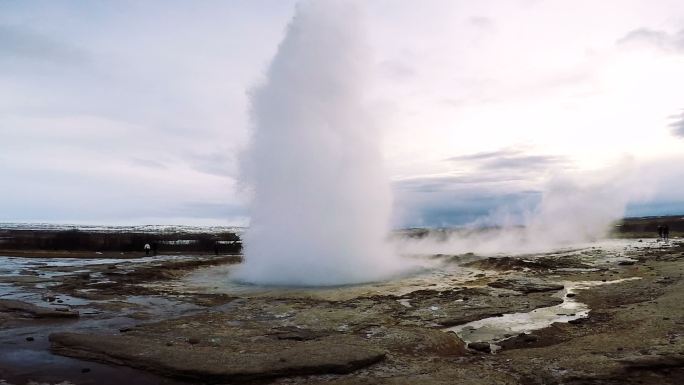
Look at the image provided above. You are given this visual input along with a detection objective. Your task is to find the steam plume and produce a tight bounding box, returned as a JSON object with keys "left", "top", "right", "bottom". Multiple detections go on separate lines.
{"left": 236, "top": 0, "right": 404, "bottom": 286}
{"left": 397, "top": 164, "right": 646, "bottom": 256}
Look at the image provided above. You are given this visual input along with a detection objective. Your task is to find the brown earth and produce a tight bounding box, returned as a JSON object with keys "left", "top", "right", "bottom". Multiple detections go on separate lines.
{"left": 1, "top": 240, "right": 683, "bottom": 384}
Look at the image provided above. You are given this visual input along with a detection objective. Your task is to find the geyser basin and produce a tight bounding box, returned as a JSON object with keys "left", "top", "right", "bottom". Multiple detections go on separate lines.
{"left": 178, "top": 257, "right": 484, "bottom": 301}
{"left": 3, "top": 237, "right": 674, "bottom": 385}
{"left": 173, "top": 238, "right": 657, "bottom": 299}
{"left": 237, "top": 0, "right": 408, "bottom": 286}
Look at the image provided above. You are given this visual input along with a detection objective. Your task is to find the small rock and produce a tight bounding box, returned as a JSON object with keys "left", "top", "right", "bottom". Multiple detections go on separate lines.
{"left": 188, "top": 337, "right": 200, "bottom": 345}
{"left": 521, "top": 334, "right": 538, "bottom": 343}
{"left": 488, "top": 278, "right": 563, "bottom": 293}
{"left": 467, "top": 342, "right": 491, "bottom": 353}
{"left": 249, "top": 336, "right": 270, "bottom": 343}
{"left": 26, "top": 336, "right": 34, "bottom": 342}
{"left": 566, "top": 293, "right": 576, "bottom": 298}
{"left": 81, "top": 368, "right": 91, "bottom": 373}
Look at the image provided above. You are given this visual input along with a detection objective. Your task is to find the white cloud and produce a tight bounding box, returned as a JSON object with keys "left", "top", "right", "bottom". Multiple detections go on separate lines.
{"left": 618, "top": 28, "right": 684, "bottom": 52}
{"left": 2, "top": 0, "right": 684, "bottom": 225}
{"left": 671, "top": 110, "right": 684, "bottom": 137}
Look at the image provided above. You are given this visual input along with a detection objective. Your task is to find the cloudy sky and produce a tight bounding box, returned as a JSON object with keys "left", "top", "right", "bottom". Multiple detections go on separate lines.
{"left": 2, "top": 0, "right": 684, "bottom": 227}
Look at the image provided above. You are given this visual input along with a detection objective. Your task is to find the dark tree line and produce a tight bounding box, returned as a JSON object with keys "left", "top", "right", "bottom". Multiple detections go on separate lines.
{"left": 0, "top": 229, "right": 242, "bottom": 253}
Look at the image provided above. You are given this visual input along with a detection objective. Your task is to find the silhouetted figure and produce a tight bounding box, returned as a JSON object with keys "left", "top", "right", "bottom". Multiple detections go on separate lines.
{"left": 657, "top": 225, "right": 664, "bottom": 240}
{"left": 144, "top": 243, "right": 151, "bottom": 256}
{"left": 152, "top": 242, "right": 158, "bottom": 256}
{"left": 664, "top": 225, "right": 670, "bottom": 241}
{"left": 214, "top": 241, "right": 220, "bottom": 256}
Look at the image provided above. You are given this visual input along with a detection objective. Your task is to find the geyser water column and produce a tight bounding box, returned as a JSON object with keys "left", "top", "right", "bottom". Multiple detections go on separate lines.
{"left": 236, "top": 0, "right": 403, "bottom": 286}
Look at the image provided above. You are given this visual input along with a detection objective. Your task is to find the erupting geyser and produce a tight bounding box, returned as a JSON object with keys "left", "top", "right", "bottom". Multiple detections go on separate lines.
{"left": 236, "top": 0, "right": 404, "bottom": 286}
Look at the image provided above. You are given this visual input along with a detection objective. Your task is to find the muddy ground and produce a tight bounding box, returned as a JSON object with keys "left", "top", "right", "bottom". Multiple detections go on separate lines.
{"left": 1, "top": 239, "right": 683, "bottom": 385}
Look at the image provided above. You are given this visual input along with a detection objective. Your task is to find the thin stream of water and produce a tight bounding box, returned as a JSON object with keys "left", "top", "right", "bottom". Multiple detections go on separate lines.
{"left": 446, "top": 277, "right": 641, "bottom": 352}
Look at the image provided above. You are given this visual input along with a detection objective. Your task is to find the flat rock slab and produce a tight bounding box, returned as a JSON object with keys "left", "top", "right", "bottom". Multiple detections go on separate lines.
{"left": 0, "top": 299, "right": 79, "bottom": 318}
{"left": 308, "top": 367, "right": 518, "bottom": 385}
{"left": 367, "top": 326, "right": 466, "bottom": 356}
{"left": 49, "top": 331, "right": 385, "bottom": 383}
{"left": 466, "top": 256, "right": 591, "bottom": 271}
{"left": 487, "top": 278, "right": 564, "bottom": 293}
{"left": 618, "top": 353, "right": 684, "bottom": 369}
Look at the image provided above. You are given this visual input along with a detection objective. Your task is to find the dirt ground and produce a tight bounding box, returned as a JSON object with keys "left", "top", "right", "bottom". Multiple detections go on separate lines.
{"left": 1, "top": 239, "right": 683, "bottom": 385}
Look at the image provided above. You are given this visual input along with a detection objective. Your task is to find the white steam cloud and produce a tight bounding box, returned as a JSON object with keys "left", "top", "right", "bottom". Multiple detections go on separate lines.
{"left": 236, "top": 0, "right": 405, "bottom": 286}
{"left": 398, "top": 163, "right": 650, "bottom": 256}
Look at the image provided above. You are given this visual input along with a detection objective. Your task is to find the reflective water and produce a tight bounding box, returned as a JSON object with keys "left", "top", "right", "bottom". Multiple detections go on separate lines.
{"left": 445, "top": 277, "right": 641, "bottom": 352}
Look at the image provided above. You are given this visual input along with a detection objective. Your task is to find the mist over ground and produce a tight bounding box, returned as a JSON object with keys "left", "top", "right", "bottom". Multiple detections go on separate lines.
{"left": 395, "top": 162, "right": 651, "bottom": 255}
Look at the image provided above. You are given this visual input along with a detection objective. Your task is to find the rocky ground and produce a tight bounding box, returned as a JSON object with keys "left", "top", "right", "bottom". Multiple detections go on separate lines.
{"left": 1, "top": 239, "right": 683, "bottom": 384}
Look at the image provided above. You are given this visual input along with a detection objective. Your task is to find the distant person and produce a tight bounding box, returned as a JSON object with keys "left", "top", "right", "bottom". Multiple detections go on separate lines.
{"left": 657, "top": 225, "right": 664, "bottom": 240}
{"left": 664, "top": 225, "right": 670, "bottom": 241}
{"left": 144, "top": 243, "right": 151, "bottom": 256}
{"left": 152, "top": 242, "right": 158, "bottom": 256}
{"left": 214, "top": 241, "right": 220, "bottom": 256}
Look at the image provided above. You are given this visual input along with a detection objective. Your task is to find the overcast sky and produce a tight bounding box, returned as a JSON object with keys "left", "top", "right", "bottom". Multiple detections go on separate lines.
{"left": 2, "top": 0, "right": 684, "bottom": 227}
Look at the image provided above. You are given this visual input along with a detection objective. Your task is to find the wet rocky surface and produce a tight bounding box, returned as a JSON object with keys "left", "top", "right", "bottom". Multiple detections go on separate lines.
{"left": 487, "top": 277, "right": 565, "bottom": 293}
{"left": 50, "top": 331, "right": 386, "bottom": 382}
{"left": 0, "top": 239, "right": 683, "bottom": 384}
